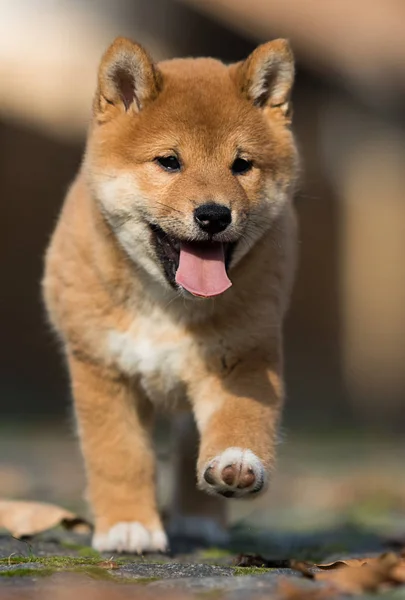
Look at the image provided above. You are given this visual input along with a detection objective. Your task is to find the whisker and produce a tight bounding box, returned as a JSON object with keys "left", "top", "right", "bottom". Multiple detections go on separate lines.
{"left": 152, "top": 200, "right": 185, "bottom": 215}
{"left": 163, "top": 292, "right": 181, "bottom": 310}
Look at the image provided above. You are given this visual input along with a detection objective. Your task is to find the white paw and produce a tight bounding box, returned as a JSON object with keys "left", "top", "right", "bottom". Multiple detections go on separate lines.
{"left": 199, "top": 447, "right": 266, "bottom": 498}
{"left": 92, "top": 522, "right": 168, "bottom": 554}
{"left": 168, "top": 516, "right": 229, "bottom": 546}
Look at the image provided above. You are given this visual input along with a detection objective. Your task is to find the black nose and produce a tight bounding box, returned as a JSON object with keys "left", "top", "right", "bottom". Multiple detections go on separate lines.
{"left": 194, "top": 203, "right": 232, "bottom": 234}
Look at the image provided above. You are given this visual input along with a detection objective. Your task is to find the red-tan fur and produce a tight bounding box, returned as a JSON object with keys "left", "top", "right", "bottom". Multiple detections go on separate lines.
{"left": 43, "top": 37, "right": 298, "bottom": 552}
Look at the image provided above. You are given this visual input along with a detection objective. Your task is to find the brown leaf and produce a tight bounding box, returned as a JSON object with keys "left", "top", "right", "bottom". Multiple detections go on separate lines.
{"left": 316, "top": 565, "right": 384, "bottom": 593}
{"left": 289, "top": 560, "right": 315, "bottom": 578}
{"left": 0, "top": 500, "right": 91, "bottom": 538}
{"left": 315, "top": 557, "right": 377, "bottom": 569}
{"left": 391, "top": 560, "right": 405, "bottom": 583}
{"left": 291, "top": 552, "right": 405, "bottom": 595}
{"left": 317, "top": 560, "right": 359, "bottom": 569}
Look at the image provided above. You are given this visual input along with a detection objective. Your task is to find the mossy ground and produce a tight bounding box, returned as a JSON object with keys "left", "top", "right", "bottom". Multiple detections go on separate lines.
{"left": 1, "top": 431, "right": 404, "bottom": 597}
{"left": 0, "top": 551, "right": 164, "bottom": 583}
{"left": 232, "top": 566, "right": 273, "bottom": 576}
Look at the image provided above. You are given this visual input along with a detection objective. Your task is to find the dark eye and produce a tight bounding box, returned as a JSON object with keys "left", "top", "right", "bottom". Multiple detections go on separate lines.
{"left": 231, "top": 157, "right": 253, "bottom": 175}
{"left": 156, "top": 155, "right": 181, "bottom": 172}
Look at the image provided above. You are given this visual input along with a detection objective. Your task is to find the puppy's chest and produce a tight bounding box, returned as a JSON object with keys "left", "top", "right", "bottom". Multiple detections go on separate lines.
{"left": 106, "top": 315, "right": 193, "bottom": 404}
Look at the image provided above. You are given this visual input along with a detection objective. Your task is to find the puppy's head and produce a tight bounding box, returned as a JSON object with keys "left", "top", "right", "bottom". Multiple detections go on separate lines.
{"left": 86, "top": 37, "right": 298, "bottom": 298}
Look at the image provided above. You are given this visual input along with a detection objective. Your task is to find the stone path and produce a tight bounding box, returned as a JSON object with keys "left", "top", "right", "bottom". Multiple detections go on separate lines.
{"left": 0, "top": 525, "right": 403, "bottom": 599}
{"left": 0, "top": 535, "right": 327, "bottom": 598}
{"left": 1, "top": 428, "right": 405, "bottom": 598}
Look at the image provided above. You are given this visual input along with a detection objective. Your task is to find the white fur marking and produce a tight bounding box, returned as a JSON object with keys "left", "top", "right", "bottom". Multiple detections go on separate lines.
{"left": 107, "top": 316, "right": 191, "bottom": 404}
{"left": 92, "top": 522, "right": 168, "bottom": 553}
{"left": 193, "top": 396, "right": 223, "bottom": 432}
{"left": 108, "top": 330, "right": 179, "bottom": 378}
{"left": 95, "top": 172, "right": 167, "bottom": 286}
{"left": 108, "top": 329, "right": 181, "bottom": 381}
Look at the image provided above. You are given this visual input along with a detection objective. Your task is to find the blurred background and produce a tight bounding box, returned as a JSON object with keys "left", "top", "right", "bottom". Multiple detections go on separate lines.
{"left": 1, "top": 0, "right": 404, "bottom": 537}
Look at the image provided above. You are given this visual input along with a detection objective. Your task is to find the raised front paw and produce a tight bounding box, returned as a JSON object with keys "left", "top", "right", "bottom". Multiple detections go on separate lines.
{"left": 92, "top": 522, "right": 168, "bottom": 554}
{"left": 198, "top": 447, "right": 266, "bottom": 498}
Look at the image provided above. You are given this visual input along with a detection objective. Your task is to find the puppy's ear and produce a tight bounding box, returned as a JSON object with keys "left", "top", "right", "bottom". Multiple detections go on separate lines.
{"left": 233, "top": 39, "right": 294, "bottom": 120}
{"left": 94, "top": 37, "right": 162, "bottom": 121}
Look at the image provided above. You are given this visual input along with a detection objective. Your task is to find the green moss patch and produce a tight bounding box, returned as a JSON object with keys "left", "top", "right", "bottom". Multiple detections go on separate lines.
{"left": 0, "top": 555, "right": 125, "bottom": 582}
{"left": 0, "top": 554, "right": 169, "bottom": 584}
{"left": 232, "top": 566, "right": 272, "bottom": 576}
{"left": 0, "top": 555, "right": 103, "bottom": 568}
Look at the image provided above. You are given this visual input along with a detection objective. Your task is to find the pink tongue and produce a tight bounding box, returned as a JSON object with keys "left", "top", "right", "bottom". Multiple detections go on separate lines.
{"left": 175, "top": 242, "right": 232, "bottom": 298}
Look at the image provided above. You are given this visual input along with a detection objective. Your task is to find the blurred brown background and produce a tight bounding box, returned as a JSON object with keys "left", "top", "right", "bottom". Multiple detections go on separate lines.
{"left": 1, "top": 0, "right": 405, "bottom": 431}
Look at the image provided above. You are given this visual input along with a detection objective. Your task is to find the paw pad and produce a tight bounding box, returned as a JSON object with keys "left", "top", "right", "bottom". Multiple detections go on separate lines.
{"left": 200, "top": 447, "right": 266, "bottom": 498}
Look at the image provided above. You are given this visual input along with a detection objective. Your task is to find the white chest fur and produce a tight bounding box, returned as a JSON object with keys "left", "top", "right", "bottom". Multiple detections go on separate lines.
{"left": 106, "top": 314, "right": 191, "bottom": 404}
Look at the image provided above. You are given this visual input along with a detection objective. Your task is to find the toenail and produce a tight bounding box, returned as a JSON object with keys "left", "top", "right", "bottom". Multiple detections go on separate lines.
{"left": 251, "top": 479, "right": 264, "bottom": 493}
{"left": 204, "top": 466, "right": 216, "bottom": 485}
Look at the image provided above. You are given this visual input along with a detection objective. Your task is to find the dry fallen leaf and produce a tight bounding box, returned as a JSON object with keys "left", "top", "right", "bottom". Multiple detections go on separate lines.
{"left": 315, "top": 558, "right": 373, "bottom": 569}
{"left": 289, "top": 560, "right": 314, "bottom": 577}
{"left": 316, "top": 562, "right": 391, "bottom": 594}
{"left": 0, "top": 500, "right": 91, "bottom": 538}
{"left": 391, "top": 559, "right": 405, "bottom": 583}
{"left": 292, "top": 552, "right": 405, "bottom": 595}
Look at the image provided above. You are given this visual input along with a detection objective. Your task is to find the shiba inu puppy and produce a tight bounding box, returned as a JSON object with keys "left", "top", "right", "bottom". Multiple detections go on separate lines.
{"left": 43, "top": 37, "right": 298, "bottom": 553}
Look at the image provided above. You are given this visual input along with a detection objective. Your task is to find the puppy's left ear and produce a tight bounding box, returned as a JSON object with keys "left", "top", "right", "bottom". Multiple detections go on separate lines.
{"left": 233, "top": 39, "right": 294, "bottom": 120}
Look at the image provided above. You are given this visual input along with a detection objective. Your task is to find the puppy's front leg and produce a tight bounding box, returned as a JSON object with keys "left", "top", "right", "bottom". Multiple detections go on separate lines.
{"left": 68, "top": 355, "right": 167, "bottom": 553}
{"left": 191, "top": 358, "right": 283, "bottom": 499}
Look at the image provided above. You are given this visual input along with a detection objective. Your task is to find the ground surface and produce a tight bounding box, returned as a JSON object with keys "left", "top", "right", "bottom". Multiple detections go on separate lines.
{"left": 1, "top": 426, "right": 405, "bottom": 598}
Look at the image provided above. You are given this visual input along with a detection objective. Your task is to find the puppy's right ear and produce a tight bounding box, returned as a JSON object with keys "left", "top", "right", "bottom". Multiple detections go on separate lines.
{"left": 94, "top": 37, "right": 162, "bottom": 122}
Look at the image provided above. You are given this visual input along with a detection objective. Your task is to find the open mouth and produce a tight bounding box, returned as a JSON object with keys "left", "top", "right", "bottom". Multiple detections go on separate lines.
{"left": 150, "top": 224, "right": 235, "bottom": 298}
